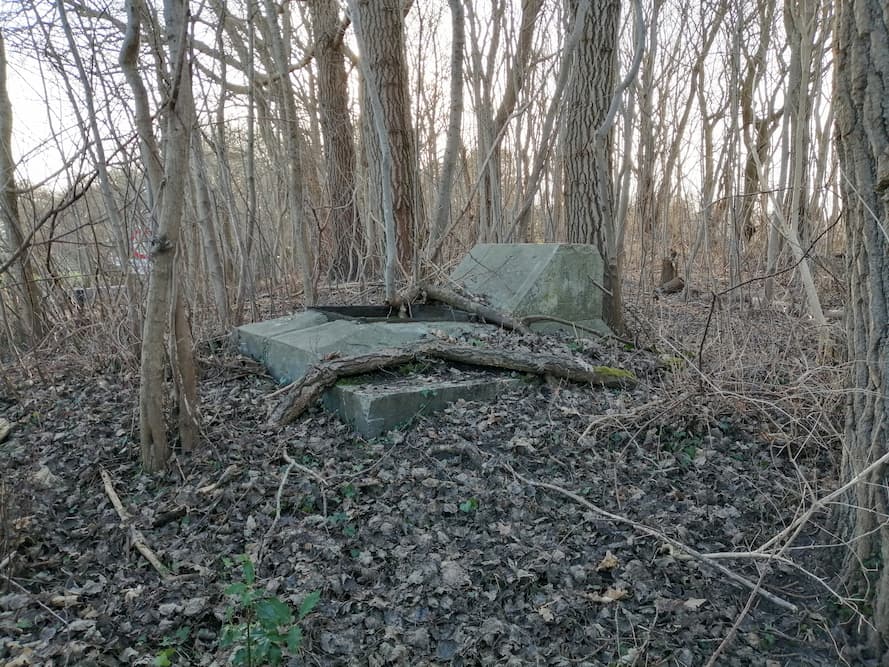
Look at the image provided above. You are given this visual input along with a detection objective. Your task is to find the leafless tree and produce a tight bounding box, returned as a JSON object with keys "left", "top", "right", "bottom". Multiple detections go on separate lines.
{"left": 834, "top": 0, "right": 889, "bottom": 652}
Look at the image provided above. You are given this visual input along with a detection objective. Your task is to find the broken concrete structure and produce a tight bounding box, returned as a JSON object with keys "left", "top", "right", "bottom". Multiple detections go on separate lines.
{"left": 449, "top": 243, "right": 608, "bottom": 335}
{"left": 234, "top": 243, "right": 607, "bottom": 436}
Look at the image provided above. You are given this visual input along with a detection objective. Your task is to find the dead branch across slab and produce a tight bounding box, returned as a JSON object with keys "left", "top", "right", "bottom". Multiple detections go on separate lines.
{"left": 271, "top": 341, "right": 637, "bottom": 426}
{"left": 393, "top": 283, "right": 531, "bottom": 334}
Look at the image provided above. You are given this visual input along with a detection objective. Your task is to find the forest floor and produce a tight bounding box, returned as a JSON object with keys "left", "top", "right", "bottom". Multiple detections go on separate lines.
{"left": 0, "top": 284, "right": 864, "bottom": 666}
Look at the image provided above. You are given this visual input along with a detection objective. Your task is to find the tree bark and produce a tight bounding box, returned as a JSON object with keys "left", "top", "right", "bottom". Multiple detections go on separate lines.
{"left": 0, "top": 30, "right": 43, "bottom": 342}
{"left": 834, "top": 0, "right": 889, "bottom": 654}
{"left": 261, "top": 0, "right": 316, "bottom": 306}
{"left": 428, "top": 0, "right": 465, "bottom": 263}
{"left": 189, "top": 134, "right": 230, "bottom": 329}
{"left": 139, "top": 0, "right": 198, "bottom": 472}
{"left": 562, "top": 0, "right": 623, "bottom": 333}
{"left": 349, "top": 0, "right": 421, "bottom": 276}
{"left": 309, "top": 0, "right": 363, "bottom": 281}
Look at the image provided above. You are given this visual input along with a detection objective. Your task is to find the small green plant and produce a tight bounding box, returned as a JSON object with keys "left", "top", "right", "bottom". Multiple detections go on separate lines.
{"left": 220, "top": 555, "right": 320, "bottom": 666}
{"left": 459, "top": 498, "right": 479, "bottom": 513}
{"left": 328, "top": 511, "right": 358, "bottom": 538}
{"left": 153, "top": 626, "right": 191, "bottom": 666}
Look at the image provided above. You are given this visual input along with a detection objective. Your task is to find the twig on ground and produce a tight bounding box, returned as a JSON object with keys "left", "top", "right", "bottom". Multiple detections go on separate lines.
{"left": 270, "top": 450, "right": 328, "bottom": 533}
{"left": 100, "top": 469, "right": 172, "bottom": 582}
{"left": 504, "top": 464, "right": 799, "bottom": 613}
{"left": 197, "top": 463, "right": 240, "bottom": 494}
{"left": 702, "top": 549, "right": 868, "bottom": 627}
{"left": 703, "top": 575, "right": 763, "bottom": 667}
{"left": 5, "top": 573, "right": 70, "bottom": 627}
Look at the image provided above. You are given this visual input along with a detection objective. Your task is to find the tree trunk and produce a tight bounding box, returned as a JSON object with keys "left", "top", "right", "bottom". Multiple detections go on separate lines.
{"left": 348, "top": 0, "right": 399, "bottom": 301}
{"left": 309, "top": 0, "right": 363, "bottom": 281}
{"left": 261, "top": 0, "right": 316, "bottom": 305}
{"left": 349, "top": 0, "right": 421, "bottom": 277}
{"left": 562, "top": 0, "right": 623, "bottom": 333}
{"left": 189, "top": 134, "right": 230, "bottom": 329}
{"left": 0, "top": 30, "right": 43, "bottom": 342}
{"left": 834, "top": 0, "right": 889, "bottom": 654}
{"left": 428, "top": 0, "right": 465, "bottom": 263}
{"left": 139, "top": 0, "right": 198, "bottom": 472}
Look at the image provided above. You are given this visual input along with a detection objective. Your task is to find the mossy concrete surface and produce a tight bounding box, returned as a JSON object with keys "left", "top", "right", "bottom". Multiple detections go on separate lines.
{"left": 449, "top": 243, "right": 609, "bottom": 335}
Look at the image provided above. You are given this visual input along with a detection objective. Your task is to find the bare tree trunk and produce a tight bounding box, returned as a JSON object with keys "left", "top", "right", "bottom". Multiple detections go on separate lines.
{"left": 0, "top": 30, "right": 42, "bottom": 341}
{"left": 347, "top": 0, "right": 399, "bottom": 300}
{"left": 120, "top": 0, "right": 164, "bottom": 207}
{"left": 428, "top": 0, "right": 464, "bottom": 265}
{"left": 834, "top": 0, "right": 889, "bottom": 654}
{"left": 348, "top": 0, "right": 421, "bottom": 277}
{"left": 139, "top": 0, "right": 198, "bottom": 471}
{"left": 562, "top": 0, "right": 623, "bottom": 333}
{"left": 190, "top": 134, "right": 230, "bottom": 328}
{"left": 309, "top": 0, "right": 363, "bottom": 282}
{"left": 261, "top": 0, "right": 316, "bottom": 305}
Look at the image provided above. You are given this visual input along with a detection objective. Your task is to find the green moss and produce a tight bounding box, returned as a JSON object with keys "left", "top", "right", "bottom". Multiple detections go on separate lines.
{"left": 335, "top": 374, "right": 372, "bottom": 386}
{"left": 591, "top": 366, "right": 636, "bottom": 380}
{"left": 658, "top": 354, "right": 685, "bottom": 370}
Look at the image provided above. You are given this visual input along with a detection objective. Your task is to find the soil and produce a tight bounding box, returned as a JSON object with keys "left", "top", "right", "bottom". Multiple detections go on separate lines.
{"left": 0, "top": 294, "right": 858, "bottom": 666}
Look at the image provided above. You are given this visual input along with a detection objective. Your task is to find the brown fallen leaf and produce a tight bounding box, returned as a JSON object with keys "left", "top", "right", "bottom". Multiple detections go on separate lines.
{"left": 588, "top": 587, "right": 628, "bottom": 603}
{"left": 49, "top": 594, "right": 80, "bottom": 607}
{"left": 596, "top": 550, "right": 619, "bottom": 571}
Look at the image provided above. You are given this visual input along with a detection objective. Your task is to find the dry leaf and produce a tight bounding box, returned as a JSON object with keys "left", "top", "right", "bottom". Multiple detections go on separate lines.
{"left": 50, "top": 594, "right": 79, "bottom": 607}
{"left": 596, "top": 550, "right": 620, "bottom": 571}
{"left": 589, "top": 587, "right": 628, "bottom": 603}
{"left": 683, "top": 598, "right": 707, "bottom": 610}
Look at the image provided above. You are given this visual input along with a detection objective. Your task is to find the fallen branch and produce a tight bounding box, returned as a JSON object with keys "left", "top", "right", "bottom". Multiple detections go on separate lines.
{"left": 100, "top": 469, "right": 172, "bottom": 582}
{"left": 504, "top": 464, "right": 799, "bottom": 613}
{"left": 271, "top": 341, "right": 637, "bottom": 426}
{"left": 393, "top": 283, "right": 531, "bottom": 334}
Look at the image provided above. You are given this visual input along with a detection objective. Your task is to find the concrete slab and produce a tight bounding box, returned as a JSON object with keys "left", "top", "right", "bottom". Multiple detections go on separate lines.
{"left": 235, "top": 243, "right": 609, "bottom": 433}
{"left": 234, "top": 312, "right": 485, "bottom": 383}
{"left": 322, "top": 376, "right": 522, "bottom": 438}
{"left": 236, "top": 311, "right": 329, "bottom": 366}
{"left": 449, "top": 243, "right": 609, "bottom": 335}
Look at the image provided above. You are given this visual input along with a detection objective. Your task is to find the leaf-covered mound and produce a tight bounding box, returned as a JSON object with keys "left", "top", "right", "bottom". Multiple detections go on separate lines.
{"left": 0, "top": 318, "right": 849, "bottom": 666}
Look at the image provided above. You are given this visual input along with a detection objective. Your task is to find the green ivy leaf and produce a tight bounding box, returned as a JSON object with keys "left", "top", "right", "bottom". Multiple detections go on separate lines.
{"left": 459, "top": 498, "right": 479, "bottom": 513}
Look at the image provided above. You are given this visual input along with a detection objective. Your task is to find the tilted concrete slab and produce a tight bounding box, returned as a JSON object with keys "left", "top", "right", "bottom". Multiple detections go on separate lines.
{"left": 234, "top": 311, "right": 486, "bottom": 384}
{"left": 322, "top": 376, "right": 522, "bottom": 438}
{"left": 449, "top": 243, "right": 609, "bottom": 335}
